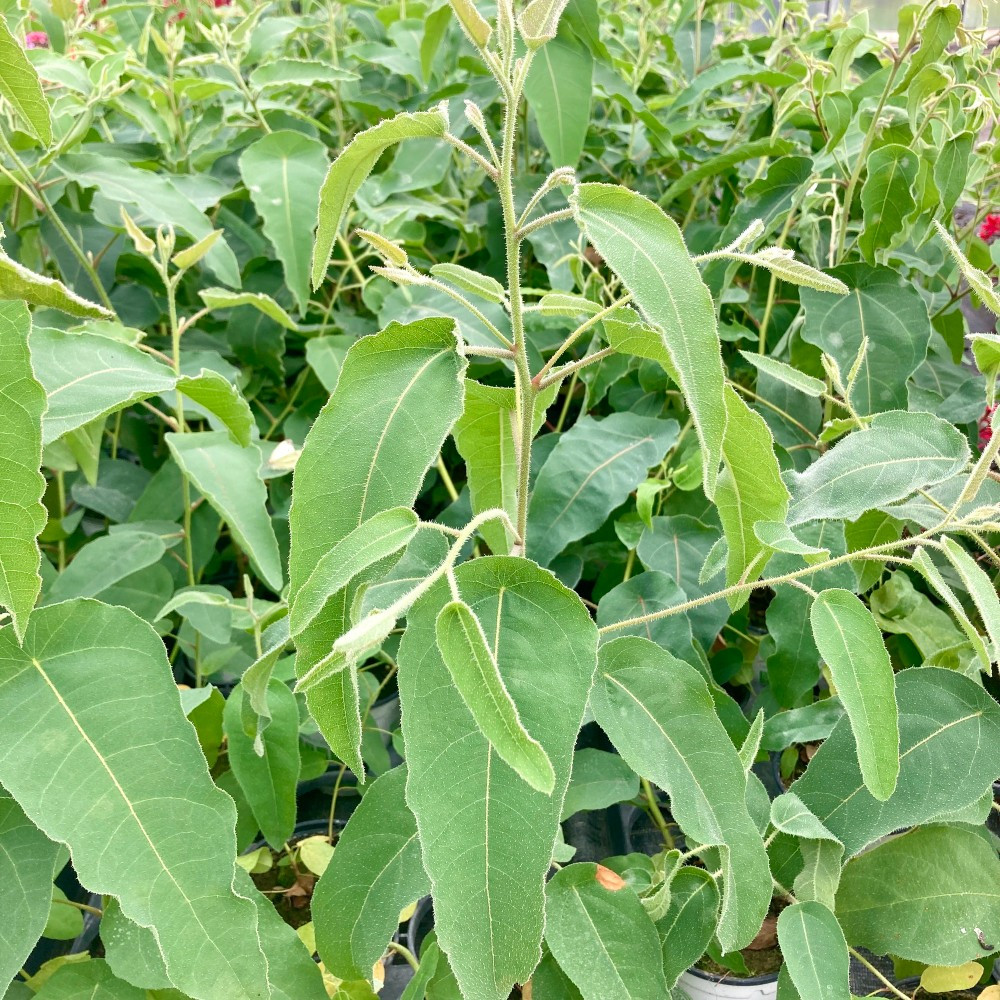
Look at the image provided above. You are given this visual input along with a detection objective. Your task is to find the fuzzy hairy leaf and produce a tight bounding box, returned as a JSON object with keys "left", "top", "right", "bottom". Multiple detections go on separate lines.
{"left": 398, "top": 557, "right": 597, "bottom": 1000}
{"left": 0, "top": 15, "right": 51, "bottom": 144}
{"left": 313, "top": 767, "right": 429, "bottom": 982}
{"left": 198, "top": 288, "right": 298, "bottom": 330}
{"left": 0, "top": 243, "right": 109, "bottom": 318}
{"left": 312, "top": 107, "right": 449, "bottom": 288}
{"left": 739, "top": 350, "right": 826, "bottom": 397}
{"left": 777, "top": 902, "right": 850, "bottom": 1000}
{"left": 0, "top": 301, "right": 46, "bottom": 642}
{"left": 656, "top": 868, "right": 720, "bottom": 988}
{"left": 590, "top": 637, "right": 771, "bottom": 952}
{"left": 0, "top": 600, "right": 270, "bottom": 1000}
{"left": 573, "top": 183, "right": 727, "bottom": 496}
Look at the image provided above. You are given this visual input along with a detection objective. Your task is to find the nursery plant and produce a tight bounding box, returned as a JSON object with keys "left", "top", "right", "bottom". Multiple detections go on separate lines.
{"left": 1, "top": 2, "right": 1000, "bottom": 1000}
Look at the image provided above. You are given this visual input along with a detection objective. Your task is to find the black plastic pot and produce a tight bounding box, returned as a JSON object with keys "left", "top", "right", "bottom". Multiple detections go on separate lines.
{"left": 561, "top": 805, "right": 626, "bottom": 864}
{"left": 621, "top": 802, "right": 686, "bottom": 856}
{"left": 986, "top": 781, "right": 1000, "bottom": 838}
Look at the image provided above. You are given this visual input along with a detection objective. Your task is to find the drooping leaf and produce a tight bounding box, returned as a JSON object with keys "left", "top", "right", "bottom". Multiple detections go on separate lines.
{"left": 739, "top": 351, "right": 825, "bottom": 397}
{"left": 288, "top": 318, "right": 465, "bottom": 773}
{"left": 527, "top": 413, "right": 678, "bottom": 566}
{"left": 572, "top": 183, "right": 727, "bottom": 496}
{"left": 436, "top": 598, "right": 555, "bottom": 793}
{"left": 313, "top": 767, "right": 429, "bottom": 983}
{"left": 0, "top": 600, "right": 270, "bottom": 1000}
{"left": 800, "top": 264, "right": 931, "bottom": 415}
{"left": 166, "top": 432, "right": 282, "bottom": 592}
{"left": 936, "top": 222, "right": 1000, "bottom": 317}
{"left": 716, "top": 385, "right": 789, "bottom": 595}
{"left": 809, "top": 589, "right": 898, "bottom": 801}
{"left": 524, "top": 36, "right": 593, "bottom": 167}
{"left": 398, "top": 557, "right": 597, "bottom": 1000}
{"left": 312, "top": 107, "right": 450, "bottom": 288}
{"left": 452, "top": 380, "right": 555, "bottom": 555}
{"left": 239, "top": 131, "right": 328, "bottom": 315}
{"left": 725, "top": 245, "right": 849, "bottom": 294}
{"left": 0, "top": 14, "right": 51, "bottom": 144}
{"left": 561, "top": 748, "right": 639, "bottom": 820}
{"left": 858, "top": 145, "right": 918, "bottom": 263}
{"left": 0, "top": 243, "right": 109, "bottom": 318}
{"left": 543, "top": 863, "right": 667, "bottom": 1000}
{"left": 786, "top": 411, "right": 969, "bottom": 525}
{"left": 240, "top": 617, "right": 290, "bottom": 748}
{"left": 224, "top": 681, "right": 300, "bottom": 848}
{"left": 198, "top": 288, "right": 297, "bottom": 330}
{"left": 0, "top": 792, "right": 59, "bottom": 987}
{"left": 45, "top": 530, "right": 166, "bottom": 605}
{"left": 777, "top": 902, "right": 850, "bottom": 1000}
{"left": 590, "top": 637, "right": 771, "bottom": 952}
{"left": 790, "top": 667, "right": 1000, "bottom": 855}
{"left": 835, "top": 825, "right": 1000, "bottom": 965}
{"left": 248, "top": 58, "right": 360, "bottom": 90}
{"left": 429, "top": 263, "right": 506, "bottom": 305}
{"left": 939, "top": 537, "right": 1000, "bottom": 666}
{"left": 0, "top": 301, "right": 46, "bottom": 642}
{"left": 655, "top": 867, "right": 720, "bottom": 987}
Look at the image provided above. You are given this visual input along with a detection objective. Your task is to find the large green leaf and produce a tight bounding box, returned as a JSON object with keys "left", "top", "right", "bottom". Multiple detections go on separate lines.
{"left": 786, "top": 411, "right": 969, "bottom": 525}
{"left": 790, "top": 667, "right": 1000, "bottom": 855}
{"left": 313, "top": 766, "right": 429, "bottom": 982}
{"left": 398, "top": 557, "right": 597, "bottom": 1000}
{"left": 32, "top": 959, "right": 145, "bottom": 999}
{"left": 523, "top": 36, "right": 593, "bottom": 167}
{"left": 835, "top": 825, "right": 1000, "bottom": 965}
{"left": 223, "top": 681, "right": 299, "bottom": 848}
{"left": 312, "top": 107, "right": 450, "bottom": 287}
{"left": 288, "top": 318, "right": 465, "bottom": 773}
{"left": 239, "top": 131, "right": 328, "bottom": 315}
{"left": 716, "top": 385, "right": 789, "bottom": 594}
{"left": 0, "top": 15, "right": 51, "bottom": 144}
{"left": 0, "top": 301, "right": 46, "bottom": 642}
{"left": 572, "top": 183, "right": 727, "bottom": 496}
{"left": 0, "top": 243, "right": 109, "bottom": 318}
{"left": 0, "top": 792, "right": 59, "bottom": 987}
{"left": 809, "top": 589, "right": 898, "bottom": 801}
{"left": 543, "top": 864, "right": 667, "bottom": 1000}
{"left": 0, "top": 601, "right": 270, "bottom": 1000}
{"left": 527, "top": 413, "right": 678, "bottom": 566}
{"left": 31, "top": 328, "right": 252, "bottom": 446}
{"left": 656, "top": 868, "right": 720, "bottom": 988}
{"left": 452, "top": 380, "right": 554, "bottom": 556}
{"left": 45, "top": 530, "right": 166, "bottom": 605}
{"left": 589, "top": 637, "right": 770, "bottom": 952}
{"left": 777, "top": 902, "right": 850, "bottom": 1000}
{"left": 800, "top": 264, "right": 931, "bottom": 415}
{"left": 166, "top": 432, "right": 283, "bottom": 592}
{"left": 858, "top": 145, "right": 918, "bottom": 263}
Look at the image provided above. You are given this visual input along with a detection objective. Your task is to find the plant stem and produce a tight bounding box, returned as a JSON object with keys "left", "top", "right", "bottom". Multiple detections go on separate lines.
{"left": 387, "top": 941, "right": 421, "bottom": 972}
{"left": 51, "top": 897, "right": 103, "bottom": 917}
{"left": 641, "top": 777, "right": 675, "bottom": 850}
{"left": 56, "top": 472, "right": 66, "bottom": 572}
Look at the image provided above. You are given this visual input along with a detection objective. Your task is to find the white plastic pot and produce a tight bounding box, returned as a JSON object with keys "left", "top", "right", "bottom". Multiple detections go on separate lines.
{"left": 676, "top": 967, "right": 779, "bottom": 1000}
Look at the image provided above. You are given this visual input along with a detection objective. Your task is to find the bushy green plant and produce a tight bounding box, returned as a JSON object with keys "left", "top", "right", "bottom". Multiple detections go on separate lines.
{"left": 1, "top": 2, "right": 1000, "bottom": 1000}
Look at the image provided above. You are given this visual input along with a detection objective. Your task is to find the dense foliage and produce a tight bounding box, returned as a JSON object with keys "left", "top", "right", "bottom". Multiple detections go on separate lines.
{"left": 1, "top": 1, "right": 1000, "bottom": 999}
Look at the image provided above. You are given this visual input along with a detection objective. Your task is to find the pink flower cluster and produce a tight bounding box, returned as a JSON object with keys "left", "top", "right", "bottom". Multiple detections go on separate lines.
{"left": 979, "top": 214, "right": 1000, "bottom": 244}
{"left": 979, "top": 404, "right": 997, "bottom": 450}
{"left": 24, "top": 31, "right": 49, "bottom": 48}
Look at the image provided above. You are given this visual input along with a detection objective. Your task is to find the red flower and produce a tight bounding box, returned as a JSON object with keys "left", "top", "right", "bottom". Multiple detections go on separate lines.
{"left": 24, "top": 31, "right": 49, "bottom": 48}
{"left": 214, "top": 0, "right": 232, "bottom": 6}
{"left": 979, "top": 404, "right": 997, "bottom": 450}
{"left": 978, "top": 214, "right": 1000, "bottom": 244}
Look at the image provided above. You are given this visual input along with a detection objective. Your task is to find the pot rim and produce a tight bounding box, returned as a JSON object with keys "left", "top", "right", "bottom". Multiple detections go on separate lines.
{"left": 682, "top": 965, "right": 780, "bottom": 986}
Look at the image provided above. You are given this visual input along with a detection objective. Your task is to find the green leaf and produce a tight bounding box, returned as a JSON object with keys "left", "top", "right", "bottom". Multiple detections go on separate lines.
{"left": 224, "top": 681, "right": 299, "bottom": 848}
{"left": 33, "top": 959, "right": 145, "bottom": 999}
{"left": 46, "top": 530, "right": 165, "bottom": 605}
{"left": 248, "top": 58, "right": 359, "bottom": 90}
{"left": 858, "top": 145, "right": 918, "bottom": 263}
{"left": 561, "top": 748, "right": 640, "bottom": 820}
{"left": 166, "top": 432, "right": 282, "bottom": 592}
{"left": 518, "top": 0, "right": 570, "bottom": 47}
{"left": 934, "top": 130, "right": 973, "bottom": 218}
{"left": 0, "top": 302, "right": 46, "bottom": 642}
{"left": 240, "top": 618, "right": 290, "bottom": 748}
{"left": 31, "top": 328, "right": 251, "bottom": 445}
{"left": 291, "top": 507, "right": 418, "bottom": 638}
{"left": 590, "top": 637, "right": 771, "bottom": 952}
{"left": 0, "top": 15, "right": 51, "bottom": 144}
{"left": 821, "top": 91, "right": 853, "bottom": 149}
{"left": 786, "top": 411, "right": 969, "bottom": 526}
{"left": 656, "top": 868, "right": 720, "bottom": 987}
{"left": 543, "top": 863, "right": 667, "bottom": 1000}
{"left": 777, "top": 902, "right": 850, "bottom": 1000}
{"left": 398, "top": 556, "right": 597, "bottom": 1000}
{"left": 429, "top": 263, "right": 505, "bottom": 304}
{"left": 940, "top": 537, "right": 1000, "bottom": 665}
{"left": 716, "top": 385, "right": 789, "bottom": 594}
{"left": 0, "top": 600, "right": 271, "bottom": 1000}
{"left": 312, "top": 107, "right": 449, "bottom": 288}
{"left": 313, "top": 767, "right": 429, "bottom": 982}
{"left": 661, "top": 139, "right": 796, "bottom": 202}
{"left": 101, "top": 896, "right": 174, "bottom": 990}
{"left": 198, "top": 288, "right": 298, "bottom": 330}
{"left": 0, "top": 245, "right": 110, "bottom": 319}
{"left": 572, "top": 183, "right": 727, "bottom": 497}
{"left": 527, "top": 413, "right": 678, "bottom": 566}
{"left": 435, "top": 598, "right": 556, "bottom": 794}
{"left": 761, "top": 701, "right": 844, "bottom": 752}
{"left": 43, "top": 885, "right": 84, "bottom": 940}
{"left": 453, "top": 380, "right": 555, "bottom": 555}
{"left": 753, "top": 521, "right": 829, "bottom": 561}
{"left": 449, "top": 0, "right": 492, "bottom": 49}
{"left": 739, "top": 351, "right": 825, "bottom": 397}
{"left": 835, "top": 825, "right": 1000, "bottom": 965}
{"left": 240, "top": 131, "right": 328, "bottom": 315}
{"left": 790, "top": 667, "right": 1000, "bottom": 855}
{"left": 800, "top": 263, "right": 931, "bottom": 415}
{"left": 288, "top": 318, "right": 465, "bottom": 773}
{"left": 0, "top": 792, "right": 59, "bottom": 985}
{"left": 809, "top": 590, "right": 899, "bottom": 801}
{"left": 523, "top": 37, "right": 593, "bottom": 167}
